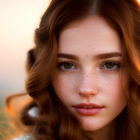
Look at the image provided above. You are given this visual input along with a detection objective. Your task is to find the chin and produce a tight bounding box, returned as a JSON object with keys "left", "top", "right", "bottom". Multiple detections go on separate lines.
{"left": 80, "top": 119, "right": 104, "bottom": 131}
{"left": 82, "top": 124, "right": 102, "bottom": 131}
{"left": 79, "top": 116, "right": 115, "bottom": 132}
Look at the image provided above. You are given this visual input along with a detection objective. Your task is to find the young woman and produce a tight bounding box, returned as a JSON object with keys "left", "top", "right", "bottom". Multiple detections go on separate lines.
{"left": 7, "top": 0, "right": 140, "bottom": 140}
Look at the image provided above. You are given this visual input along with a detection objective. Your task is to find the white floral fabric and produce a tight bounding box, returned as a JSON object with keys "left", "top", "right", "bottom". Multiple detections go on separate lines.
{"left": 12, "top": 135, "right": 35, "bottom": 140}
{"left": 23, "top": 135, "right": 35, "bottom": 140}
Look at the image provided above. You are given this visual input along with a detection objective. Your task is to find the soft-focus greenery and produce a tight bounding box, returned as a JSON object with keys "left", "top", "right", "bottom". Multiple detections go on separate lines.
{"left": 0, "top": 95, "right": 16, "bottom": 140}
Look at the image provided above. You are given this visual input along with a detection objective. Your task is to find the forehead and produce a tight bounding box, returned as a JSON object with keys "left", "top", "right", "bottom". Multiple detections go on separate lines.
{"left": 58, "top": 16, "right": 122, "bottom": 55}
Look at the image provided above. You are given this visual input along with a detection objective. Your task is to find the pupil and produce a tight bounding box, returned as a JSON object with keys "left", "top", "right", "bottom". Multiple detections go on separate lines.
{"left": 106, "top": 62, "right": 114, "bottom": 68}
{"left": 64, "top": 63, "right": 73, "bottom": 69}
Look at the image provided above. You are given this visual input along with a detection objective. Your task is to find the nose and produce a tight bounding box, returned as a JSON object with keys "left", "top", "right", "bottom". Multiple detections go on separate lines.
{"left": 78, "top": 71, "right": 98, "bottom": 97}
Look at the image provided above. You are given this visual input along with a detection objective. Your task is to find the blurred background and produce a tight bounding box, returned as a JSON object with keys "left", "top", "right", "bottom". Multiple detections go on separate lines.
{"left": 0, "top": 0, "right": 50, "bottom": 139}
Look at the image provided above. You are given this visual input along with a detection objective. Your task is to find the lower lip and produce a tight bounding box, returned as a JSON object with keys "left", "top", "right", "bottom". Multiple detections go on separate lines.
{"left": 74, "top": 107, "right": 103, "bottom": 115}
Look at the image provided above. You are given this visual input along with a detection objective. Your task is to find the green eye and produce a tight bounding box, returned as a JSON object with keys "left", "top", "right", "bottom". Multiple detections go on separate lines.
{"left": 63, "top": 63, "right": 74, "bottom": 69}
{"left": 102, "top": 62, "right": 120, "bottom": 70}
{"left": 58, "top": 62, "right": 76, "bottom": 70}
{"left": 105, "top": 62, "right": 116, "bottom": 69}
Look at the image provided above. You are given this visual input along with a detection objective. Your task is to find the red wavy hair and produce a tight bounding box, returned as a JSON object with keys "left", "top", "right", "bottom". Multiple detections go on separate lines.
{"left": 6, "top": 0, "right": 140, "bottom": 140}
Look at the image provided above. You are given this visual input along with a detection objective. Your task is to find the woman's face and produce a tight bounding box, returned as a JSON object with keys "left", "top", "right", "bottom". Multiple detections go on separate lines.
{"left": 52, "top": 16, "right": 127, "bottom": 131}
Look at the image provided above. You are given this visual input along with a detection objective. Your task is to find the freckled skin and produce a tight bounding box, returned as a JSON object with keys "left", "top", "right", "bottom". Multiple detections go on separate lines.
{"left": 52, "top": 16, "right": 127, "bottom": 138}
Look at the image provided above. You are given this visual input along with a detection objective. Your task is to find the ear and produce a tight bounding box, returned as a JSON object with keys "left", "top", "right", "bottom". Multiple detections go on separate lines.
{"left": 27, "top": 49, "right": 35, "bottom": 67}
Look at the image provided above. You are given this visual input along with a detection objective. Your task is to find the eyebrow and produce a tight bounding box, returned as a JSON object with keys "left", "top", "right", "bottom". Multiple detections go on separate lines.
{"left": 57, "top": 53, "right": 79, "bottom": 60}
{"left": 93, "top": 52, "right": 122, "bottom": 59}
{"left": 57, "top": 52, "right": 122, "bottom": 60}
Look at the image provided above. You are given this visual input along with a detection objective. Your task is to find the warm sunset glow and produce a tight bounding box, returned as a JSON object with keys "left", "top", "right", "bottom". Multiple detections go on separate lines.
{"left": 137, "top": 0, "right": 140, "bottom": 4}
{"left": 0, "top": 0, "right": 50, "bottom": 94}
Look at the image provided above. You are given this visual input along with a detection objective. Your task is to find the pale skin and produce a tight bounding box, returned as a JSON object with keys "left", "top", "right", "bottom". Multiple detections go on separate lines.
{"left": 52, "top": 15, "right": 127, "bottom": 140}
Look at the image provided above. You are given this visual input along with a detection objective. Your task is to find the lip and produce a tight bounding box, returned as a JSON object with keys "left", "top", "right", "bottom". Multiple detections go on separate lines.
{"left": 73, "top": 103, "right": 104, "bottom": 116}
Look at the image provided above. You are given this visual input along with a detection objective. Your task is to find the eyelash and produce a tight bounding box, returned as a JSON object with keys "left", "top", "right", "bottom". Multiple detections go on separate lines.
{"left": 57, "top": 61, "right": 121, "bottom": 72}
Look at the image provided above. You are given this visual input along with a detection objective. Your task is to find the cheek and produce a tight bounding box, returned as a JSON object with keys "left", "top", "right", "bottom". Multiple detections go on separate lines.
{"left": 52, "top": 73, "right": 76, "bottom": 100}
{"left": 99, "top": 73, "right": 123, "bottom": 94}
{"left": 105, "top": 78, "right": 121, "bottom": 92}
{"left": 100, "top": 74, "right": 127, "bottom": 107}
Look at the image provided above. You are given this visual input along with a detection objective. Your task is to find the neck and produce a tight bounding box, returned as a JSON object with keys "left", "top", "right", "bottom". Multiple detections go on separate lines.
{"left": 85, "top": 120, "right": 115, "bottom": 140}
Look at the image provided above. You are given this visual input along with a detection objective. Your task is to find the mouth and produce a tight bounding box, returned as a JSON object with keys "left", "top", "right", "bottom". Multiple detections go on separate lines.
{"left": 73, "top": 103, "right": 104, "bottom": 116}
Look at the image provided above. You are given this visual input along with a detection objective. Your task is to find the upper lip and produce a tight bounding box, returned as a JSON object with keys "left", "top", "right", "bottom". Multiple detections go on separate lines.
{"left": 74, "top": 103, "right": 104, "bottom": 108}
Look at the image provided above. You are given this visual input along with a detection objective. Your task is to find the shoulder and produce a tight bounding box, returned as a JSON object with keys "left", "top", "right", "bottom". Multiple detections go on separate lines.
{"left": 12, "top": 135, "right": 35, "bottom": 140}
